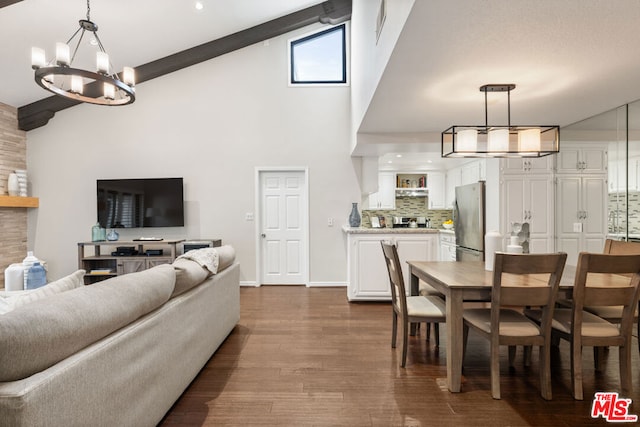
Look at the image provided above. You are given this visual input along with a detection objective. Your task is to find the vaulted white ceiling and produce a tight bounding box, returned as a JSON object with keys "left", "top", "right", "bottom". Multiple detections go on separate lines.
{"left": 3, "top": 0, "right": 640, "bottom": 161}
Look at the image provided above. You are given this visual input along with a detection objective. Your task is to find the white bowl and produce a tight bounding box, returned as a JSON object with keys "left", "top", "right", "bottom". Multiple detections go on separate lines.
{"left": 442, "top": 223, "right": 453, "bottom": 229}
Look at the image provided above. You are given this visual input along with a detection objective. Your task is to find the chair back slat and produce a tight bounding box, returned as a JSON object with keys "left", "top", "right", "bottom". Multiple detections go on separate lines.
{"left": 604, "top": 239, "right": 640, "bottom": 255}
{"left": 572, "top": 252, "right": 640, "bottom": 337}
{"left": 381, "top": 242, "right": 408, "bottom": 315}
{"left": 492, "top": 252, "right": 567, "bottom": 332}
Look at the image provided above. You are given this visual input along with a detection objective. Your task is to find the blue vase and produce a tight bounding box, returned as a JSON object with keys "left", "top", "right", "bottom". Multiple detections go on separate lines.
{"left": 26, "top": 262, "right": 47, "bottom": 289}
{"left": 349, "top": 202, "right": 361, "bottom": 227}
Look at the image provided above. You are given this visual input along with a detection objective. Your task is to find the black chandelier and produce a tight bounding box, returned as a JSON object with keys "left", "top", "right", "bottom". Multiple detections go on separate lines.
{"left": 31, "top": 0, "right": 135, "bottom": 106}
{"left": 441, "top": 84, "right": 559, "bottom": 158}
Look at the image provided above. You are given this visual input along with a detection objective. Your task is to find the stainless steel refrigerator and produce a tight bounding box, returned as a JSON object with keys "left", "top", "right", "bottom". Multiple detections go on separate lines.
{"left": 454, "top": 181, "right": 486, "bottom": 261}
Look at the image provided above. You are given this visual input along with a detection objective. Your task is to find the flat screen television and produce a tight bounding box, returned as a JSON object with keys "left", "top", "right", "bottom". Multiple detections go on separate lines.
{"left": 97, "top": 178, "right": 184, "bottom": 228}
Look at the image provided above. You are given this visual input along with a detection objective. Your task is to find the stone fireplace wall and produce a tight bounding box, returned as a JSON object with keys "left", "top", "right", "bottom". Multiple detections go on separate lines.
{"left": 0, "top": 103, "right": 28, "bottom": 288}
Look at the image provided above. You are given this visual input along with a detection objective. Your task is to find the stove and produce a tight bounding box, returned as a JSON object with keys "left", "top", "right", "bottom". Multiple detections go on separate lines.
{"left": 392, "top": 216, "right": 430, "bottom": 228}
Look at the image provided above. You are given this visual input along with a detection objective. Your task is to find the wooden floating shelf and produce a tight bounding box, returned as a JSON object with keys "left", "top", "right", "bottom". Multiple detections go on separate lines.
{"left": 0, "top": 195, "right": 39, "bottom": 208}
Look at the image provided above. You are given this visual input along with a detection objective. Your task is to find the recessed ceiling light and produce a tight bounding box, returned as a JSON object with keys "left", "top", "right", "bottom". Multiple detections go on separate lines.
{"left": 396, "top": 154, "right": 402, "bottom": 158}
{"left": 195, "top": 1, "right": 204, "bottom": 10}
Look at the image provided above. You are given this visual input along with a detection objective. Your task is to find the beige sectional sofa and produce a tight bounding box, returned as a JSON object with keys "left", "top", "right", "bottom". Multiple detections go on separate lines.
{"left": 0, "top": 246, "right": 240, "bottom": 427}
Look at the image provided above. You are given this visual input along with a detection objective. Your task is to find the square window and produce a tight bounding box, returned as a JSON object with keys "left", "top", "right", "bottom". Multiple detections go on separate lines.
{"left": 289, "top": 24, "right": 347, "bottom": 85}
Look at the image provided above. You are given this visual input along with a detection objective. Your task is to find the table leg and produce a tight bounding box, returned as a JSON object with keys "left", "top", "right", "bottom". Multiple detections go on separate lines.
{"left": 446, "top": 290, "right": 464, "bottom": 392}
{"left": 409, "top": 268, "right": 419, "bottom": 335}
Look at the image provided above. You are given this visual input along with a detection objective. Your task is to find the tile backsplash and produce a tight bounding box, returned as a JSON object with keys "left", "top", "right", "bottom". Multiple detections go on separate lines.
{"left": 609, "top": 191, "right": 640, "bottom": 234}
{"left": 362, "top": 197, "right": 453, "bottom": 228}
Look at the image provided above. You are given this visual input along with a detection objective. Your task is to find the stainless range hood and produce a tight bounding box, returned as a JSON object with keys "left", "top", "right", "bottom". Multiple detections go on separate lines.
{"left": 395, "top": 189, "right": 428, "bottom": 197}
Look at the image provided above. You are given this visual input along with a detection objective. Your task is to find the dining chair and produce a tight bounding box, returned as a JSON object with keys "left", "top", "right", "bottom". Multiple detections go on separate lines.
{"left": 380, "top": 242, "right": 446, "bottom": 368}
{"left": 533, "top": 252, "right": 640, "bottom": 400}
{"left": 462, "top": 252, "right": 567, "bottom": 400}
{"left": 585, "top": 239, "right": 640, "bottom": 357}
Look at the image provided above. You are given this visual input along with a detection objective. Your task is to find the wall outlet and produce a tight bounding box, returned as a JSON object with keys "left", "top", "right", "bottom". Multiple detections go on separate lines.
{"left": 573, "top": 222, "right": 583, "bottom": 232}
{"left": 245, "top": 213, "right": 254, "bottom": 221}
{"left": 328, "top": 217, "right": 334, "bottom": 227}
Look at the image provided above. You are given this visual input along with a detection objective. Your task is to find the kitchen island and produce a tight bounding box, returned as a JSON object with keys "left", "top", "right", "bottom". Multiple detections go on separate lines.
{"left": 343, "top": 226, "right": 451, "bottom": 301}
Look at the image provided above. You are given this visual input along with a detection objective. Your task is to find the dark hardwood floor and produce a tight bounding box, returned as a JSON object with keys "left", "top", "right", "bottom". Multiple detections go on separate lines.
{"left": 160, "top": 286, "right": 640, "bottom": 426}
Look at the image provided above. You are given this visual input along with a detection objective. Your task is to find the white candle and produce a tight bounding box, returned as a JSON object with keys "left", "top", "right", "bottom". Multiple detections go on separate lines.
{"left": 96, "top": 51, "right": 109, "bottom": 74}
{"left": 122, "top": 67, "right": 135, "bottom": 86}
{"left": 71, "top": 75, "right": 83, "bottom": 94}
{"left": 56, "top": 42, "right": 70, "bottom": 66}
{"left": 31, "top": 47, "right": 46, "bottom": 69}
{"left": 104, "top": 82, "right": 115, "bottom": 100}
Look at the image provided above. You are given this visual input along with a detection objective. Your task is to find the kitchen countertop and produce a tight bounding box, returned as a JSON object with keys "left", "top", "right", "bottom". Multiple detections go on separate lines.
{"left": 342, "top": 226, "right": 448, "bottom": 234}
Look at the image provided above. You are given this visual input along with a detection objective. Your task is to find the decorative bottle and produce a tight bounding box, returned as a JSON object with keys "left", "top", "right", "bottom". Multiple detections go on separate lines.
{"left": 7, "top": 173, "right": 18, "bottom": 196}
{"left": 348, "top": 202, "right": 361, "bottom": 227}
{"left": 26, "top": 262, "right": 47, "bottom": 289}
{"left": 92, "top": 222, "right": 105, "bottom": 242}
{"left": 107, "top": 229, "right": 119, "bottom": 241}
{"left": 22, "top": 251, "right": 39, "bottom": 290}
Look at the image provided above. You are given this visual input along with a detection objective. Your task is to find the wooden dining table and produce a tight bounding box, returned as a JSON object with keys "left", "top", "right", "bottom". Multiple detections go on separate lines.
{"left": 407, "top": 260, "right": 578, "bottom": 393}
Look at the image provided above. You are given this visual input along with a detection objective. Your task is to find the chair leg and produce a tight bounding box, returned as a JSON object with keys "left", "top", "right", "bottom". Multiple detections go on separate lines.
{"left": 539, "top": 345, "right": 552, "bottom": 400}
{"left": 508, "top": 346, "right": 516, "bottom": 368}
{"left": 571, "top": 340, "right": 584, "bottom": 400}
{"left": 523, "top": 345, "right": 532, "bottom": 367}
{"left": 426, "top": 322, "right": 431, "bottom": 341}
{"left": 620, "top": 342, "right": 633, "bottom": 394}
{"left": 594, "top": 346, "right": 605, "bottom": 372}
{"left": 490, "top": 341, "right": 501, "bottom": 399}
{"left": 391, "top": 311, "right": 398, "bottom": 349}
{"left": 434, "top": 323, "right": 440, "bottom": 347}
{"left": 401, "top": 320, "right": 409, "bottom": 368}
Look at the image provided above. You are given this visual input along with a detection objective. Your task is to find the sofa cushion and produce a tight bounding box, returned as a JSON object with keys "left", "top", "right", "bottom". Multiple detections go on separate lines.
{"left": 0, "top": 264, "right": 175, "bottom": 382}
{"left": 172, "top": 258, "right": 209, "bottom": 297}
{"left": 172, "top": 246, "right": 237, "bottom": 297}
{"left": 0, "top": 270, "right": 86, "bottom": 315}
{"left": 216, "top": 245, "right": 236, "bottom": 273}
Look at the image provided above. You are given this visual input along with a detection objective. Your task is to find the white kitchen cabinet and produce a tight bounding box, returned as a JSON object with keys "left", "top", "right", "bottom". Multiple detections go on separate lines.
{"left": 500, "top": 175, "right": 555, "bottom": 253}
{"left": 556, "top": 175, "right": 608, "bottom": 266}
{"left": 427, "top": 172, "right": 446, "bottom": 209}
{"left": 460, "top": 160, "right": 485, "bottom": 185}
{"left": 439, "top": 232, "right": 456, "bottom": 261}
{"left": 368, "top": 172, "right": 396, "bottom": 209}
{"left": 557, "top": 143, "right": 608, "bottom": 174}
{"left": 501, "top": 156, "right": 555, "bottom": 175}
{"left": 345, "top": 232, "right": 438, "bottom": 301}
{"left": 395, "top": 234, "right": 438, "bottom": 286}
{"left": 609, "top": 157, "right": 640, "bottom": 192}
{"left": 445, "top": 167, "right": 461, "bottom": 208}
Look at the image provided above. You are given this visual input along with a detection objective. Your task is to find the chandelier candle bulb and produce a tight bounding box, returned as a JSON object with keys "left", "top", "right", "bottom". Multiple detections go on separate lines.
{"left": 122, "top": 67, "right": 135, "bottom": 86}
{"left": 96, "top": 51, "right": 109, "bottom": 74}
{"left": 71, "top": 75, "right": 83, "bottom": 94}
{"left": 104, "top": 82, "right": 115, "bottom": 100}
{"left": 55, "top": 42, "right": 70, "bottom": 66}
{"left": 31, "top": 47, "right": 45, "bottom": 69}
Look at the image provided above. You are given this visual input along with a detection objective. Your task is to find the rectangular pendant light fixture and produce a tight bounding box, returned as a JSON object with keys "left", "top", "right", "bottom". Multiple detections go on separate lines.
{"left": 441, "top": 84, "right": 559, "bottom": 158}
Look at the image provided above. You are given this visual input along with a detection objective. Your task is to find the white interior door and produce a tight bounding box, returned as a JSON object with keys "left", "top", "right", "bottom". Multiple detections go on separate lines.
{"left": 259, "top": 169, "right": 308, "bottom": 285}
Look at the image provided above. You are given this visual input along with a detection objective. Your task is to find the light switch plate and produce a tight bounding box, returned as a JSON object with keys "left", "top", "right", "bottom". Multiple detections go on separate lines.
{"left": 573, "top": 222, "right": 583, "bottom": 232}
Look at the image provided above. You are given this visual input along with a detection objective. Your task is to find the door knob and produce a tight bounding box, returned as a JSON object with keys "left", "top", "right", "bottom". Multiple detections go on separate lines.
{"left": 261, "top": 233, "right": 266, "bottom": 238}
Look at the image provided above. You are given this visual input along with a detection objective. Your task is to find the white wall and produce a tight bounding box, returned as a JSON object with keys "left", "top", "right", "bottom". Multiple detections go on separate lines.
{"left": 350, "top": 0, "right": 415, "bottom": 151}
{"left": 26, "top": 23, "right": 360, "bottom": 286}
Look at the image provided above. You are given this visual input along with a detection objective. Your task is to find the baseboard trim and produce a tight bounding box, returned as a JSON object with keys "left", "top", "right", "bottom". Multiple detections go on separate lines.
{"left": 240, "top": 281, "right": 347, "bottom": 288}
{"left": 307, "top": 282, "right": 348, "bottom": 288}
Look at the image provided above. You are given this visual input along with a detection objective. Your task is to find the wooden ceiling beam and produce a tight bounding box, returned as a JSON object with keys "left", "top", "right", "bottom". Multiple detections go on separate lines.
{"left": 0, "top": 0, "right": 23, "bottom": 9}
{"left": 18, "top": 0, "right": 352, "bottom": 131}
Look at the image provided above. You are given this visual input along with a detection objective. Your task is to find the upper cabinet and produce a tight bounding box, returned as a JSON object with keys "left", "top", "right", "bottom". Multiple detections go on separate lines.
{"left": 500, "top": 156, "right": 555, "bottom": 175}
{"left": 460, "top": 160, "right": 486, "bottom": 185}
{"left": 556, "top": 142, "right": 608, "bottom": 174}
{"left": 426, "top": 172, "right": 445, "bottom": 209}
{"left": 367, "top": 171, "right": 396, "bottom": 209}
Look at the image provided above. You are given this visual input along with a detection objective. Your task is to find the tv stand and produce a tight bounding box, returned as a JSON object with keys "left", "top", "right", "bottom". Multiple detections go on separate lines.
{"left": 78, "top": 239, "right": 184, "bottom": 284}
